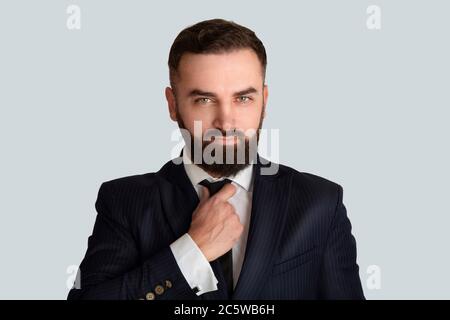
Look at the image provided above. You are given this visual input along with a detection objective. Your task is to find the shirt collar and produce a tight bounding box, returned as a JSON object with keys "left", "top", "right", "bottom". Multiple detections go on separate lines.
{"left": 182, "top": 146, "right": 254, "bottom": 192}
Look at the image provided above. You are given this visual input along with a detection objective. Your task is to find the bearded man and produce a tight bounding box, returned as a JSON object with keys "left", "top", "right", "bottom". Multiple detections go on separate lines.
{"left": 68, "top": 18, "right": 364, "bottom": 300}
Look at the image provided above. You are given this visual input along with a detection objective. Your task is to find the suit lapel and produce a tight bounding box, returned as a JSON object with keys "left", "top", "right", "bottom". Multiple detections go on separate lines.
{"left": 157, "top": 154, "right": 228, "bottom": 299}
{"left": 232, "top": 155, "right": 292, "bottom": 300}
{"left": 158, "top": 156, "right": 198, "bottom": 239}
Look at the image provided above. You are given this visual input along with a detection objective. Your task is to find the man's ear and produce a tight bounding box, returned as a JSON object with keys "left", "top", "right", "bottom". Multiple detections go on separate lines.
{"left": 262, "top": 84, "right": 269, "bottom": 119}
{"left": 165, "top": 86, "right": 178, "bottom": 122}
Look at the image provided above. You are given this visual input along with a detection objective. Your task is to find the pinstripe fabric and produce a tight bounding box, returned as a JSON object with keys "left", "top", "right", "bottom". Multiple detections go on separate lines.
{"left": 67, "top": 154, "right": 365, "bottom": 300}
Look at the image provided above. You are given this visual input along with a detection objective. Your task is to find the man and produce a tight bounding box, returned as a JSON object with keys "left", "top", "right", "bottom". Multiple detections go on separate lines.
{"left": 68, "top": 18, "right": 365, "bottom": 300}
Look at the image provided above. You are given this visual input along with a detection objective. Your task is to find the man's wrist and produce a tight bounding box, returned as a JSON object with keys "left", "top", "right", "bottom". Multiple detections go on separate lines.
{"left": 169, "top": 233, "right": 218, "bottom": 295}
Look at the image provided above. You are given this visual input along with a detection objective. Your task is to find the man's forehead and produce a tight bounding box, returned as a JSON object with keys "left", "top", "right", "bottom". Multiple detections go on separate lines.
{"left": 174, "top": 50, "right": 264, "bottom": 95}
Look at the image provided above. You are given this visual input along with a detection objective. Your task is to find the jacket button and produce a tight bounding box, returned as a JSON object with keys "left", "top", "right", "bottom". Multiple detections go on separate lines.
{"left": 155, "top": 285, "right": 165, "bottom": 295}
{"left": 145, "top": 292, "right": 155, "bottom": 300}
{"left": 165, "top": 280, "right": 172, "bottom": 289}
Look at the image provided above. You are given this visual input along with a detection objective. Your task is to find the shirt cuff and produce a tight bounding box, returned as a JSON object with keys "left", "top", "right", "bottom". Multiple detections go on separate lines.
{"left": 169, "top": 233, "right": 218, "bottom": 296}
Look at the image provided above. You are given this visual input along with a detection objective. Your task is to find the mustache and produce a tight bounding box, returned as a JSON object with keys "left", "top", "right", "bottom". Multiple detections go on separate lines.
{"left": 203, "top": 128, "right": 246, "bottom": 140}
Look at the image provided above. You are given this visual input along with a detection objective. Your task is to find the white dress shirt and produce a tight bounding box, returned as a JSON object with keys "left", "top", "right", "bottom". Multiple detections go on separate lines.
{"left": 169, "top": 146, "right": 254, "bottom": 296}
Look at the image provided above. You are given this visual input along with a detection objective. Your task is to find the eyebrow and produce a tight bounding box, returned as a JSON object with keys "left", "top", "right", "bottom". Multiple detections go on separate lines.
{"left": 187, "top": 86, "right": 258, "bottom": 98}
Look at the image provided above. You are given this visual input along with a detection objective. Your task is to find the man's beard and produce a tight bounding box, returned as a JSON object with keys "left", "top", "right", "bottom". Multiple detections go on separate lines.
{"left": 176, "top": 107, "right": 265, "bottom": 178}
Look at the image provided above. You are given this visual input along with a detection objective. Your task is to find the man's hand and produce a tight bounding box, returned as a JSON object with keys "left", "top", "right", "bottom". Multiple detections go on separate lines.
{"left": 188, "top": 183, "right": 244, "bottom": 262}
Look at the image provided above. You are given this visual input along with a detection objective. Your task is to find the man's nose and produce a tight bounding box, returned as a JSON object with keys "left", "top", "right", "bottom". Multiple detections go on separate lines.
{"left": 212, "top": 102, "right": 235, "bottom": 132}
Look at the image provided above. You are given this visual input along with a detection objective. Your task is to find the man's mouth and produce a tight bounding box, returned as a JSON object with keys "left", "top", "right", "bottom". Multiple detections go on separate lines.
{"left": 212, "top": 135, "right": 238, "bottom": 144}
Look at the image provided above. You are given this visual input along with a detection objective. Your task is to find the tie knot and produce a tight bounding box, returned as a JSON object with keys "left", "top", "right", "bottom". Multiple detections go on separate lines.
{"left": 199, "top": 178, "right": 232, "bottom": 196}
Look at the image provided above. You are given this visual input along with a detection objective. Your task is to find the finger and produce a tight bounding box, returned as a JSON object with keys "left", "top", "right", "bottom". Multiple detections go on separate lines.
{"left": 214, "top": 182, "right": 237, "bottom": 201}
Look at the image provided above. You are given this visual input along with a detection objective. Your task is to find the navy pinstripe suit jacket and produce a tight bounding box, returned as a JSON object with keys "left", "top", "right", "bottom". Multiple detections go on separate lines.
{"left": 68, "top": 154, "right": 365, "bottom": 300}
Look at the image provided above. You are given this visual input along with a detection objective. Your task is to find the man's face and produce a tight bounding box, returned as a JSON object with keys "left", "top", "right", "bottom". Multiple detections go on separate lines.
{"left": 165, "top": 48, "right": 268, "bottom": 177}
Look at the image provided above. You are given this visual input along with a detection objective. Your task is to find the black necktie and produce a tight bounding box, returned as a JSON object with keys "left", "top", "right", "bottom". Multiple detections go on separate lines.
{"left": 198, "top": 178, "right": 234, "bottom": 296}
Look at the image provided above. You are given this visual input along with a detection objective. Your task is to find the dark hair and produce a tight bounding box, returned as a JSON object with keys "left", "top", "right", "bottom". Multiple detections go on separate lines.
{"left": 168, "top": 18, "right": 267, "bottom": 92}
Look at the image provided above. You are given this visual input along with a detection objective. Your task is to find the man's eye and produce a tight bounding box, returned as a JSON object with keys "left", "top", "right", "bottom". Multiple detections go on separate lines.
{"left": 237, "top": 96, "right": 252, "bottom": 103}
{"left": 195, "top": 97, "right": 212, "bottom": 104}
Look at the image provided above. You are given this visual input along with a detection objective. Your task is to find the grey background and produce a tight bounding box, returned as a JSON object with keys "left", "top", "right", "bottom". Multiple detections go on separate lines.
{"left": 1, "top": 0, "right": 449, "bottom": 299}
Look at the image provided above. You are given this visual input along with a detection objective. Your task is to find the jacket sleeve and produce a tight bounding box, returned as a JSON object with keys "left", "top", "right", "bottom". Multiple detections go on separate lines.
{"left": 67, "top": 182, "right": 199, "bottom": 300}
{"left": 318, "top": 185, "right": 365, "bottom": 299}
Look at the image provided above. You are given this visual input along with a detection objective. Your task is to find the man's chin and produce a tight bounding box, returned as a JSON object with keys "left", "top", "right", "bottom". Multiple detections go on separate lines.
{"left": 185, "top": 136, "right": 257, "bottom": 177}
{"left": 197, "top": 162, "right": 250, "bottom": 178}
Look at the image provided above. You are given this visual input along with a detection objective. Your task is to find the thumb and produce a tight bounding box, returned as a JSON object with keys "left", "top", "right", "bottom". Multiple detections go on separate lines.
{"left": 199, "top": 185, "right": 210, "bottom": 203}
